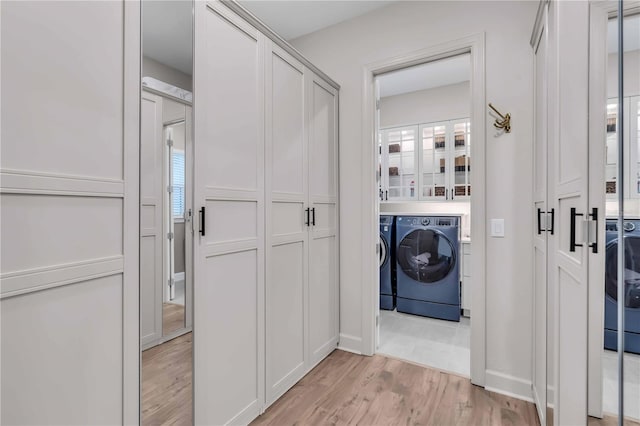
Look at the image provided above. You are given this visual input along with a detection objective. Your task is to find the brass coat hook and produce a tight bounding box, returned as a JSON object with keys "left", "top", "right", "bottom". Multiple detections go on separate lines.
{"left": 488, "top": 103, "right": 511, "bottom": 133}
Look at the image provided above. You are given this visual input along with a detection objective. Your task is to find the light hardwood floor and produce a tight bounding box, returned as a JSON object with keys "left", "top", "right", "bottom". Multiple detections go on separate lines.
{"left": 142, "top": 332, "right": 192, "bottom": 426}
{"left": 140, "top": 344, "right": 637, "bottom": 426}
{"left": 252, "top": 350, "right": 538, "bottom": 425}
{"left": 162, "top": 302, "right": 185, "bottom": 335}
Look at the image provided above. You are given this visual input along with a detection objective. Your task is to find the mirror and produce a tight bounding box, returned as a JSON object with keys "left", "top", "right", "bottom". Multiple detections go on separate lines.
{"left": 606, "top": 11, "right": 640, "bottom": 424}
{"left": 140, "top": 1, "right": 193, "bottom": 424}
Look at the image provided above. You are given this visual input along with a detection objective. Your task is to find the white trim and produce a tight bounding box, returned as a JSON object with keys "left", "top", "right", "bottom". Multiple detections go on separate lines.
{"left": 0, "top": 256, "right": 124, "bottom": 298}
{"left": 587, "top": 1, "right": 609, "bottom": 419}
{"left": 0, "top": 169, "right": 124, "bottom": 197}
{"left": 122, "top": 1, "right": 140, "bottom": 423}
{"left": 485, "top": 370, "right": 534, "bottom": 403}
{"left": 338, "top": 334, "right": 363, "bottom": 355}
{"left": 361, "top": 34, "right": 487, "bottom": 387}
{"left": 174, "top": 271, "right": 185, "bottom": 282}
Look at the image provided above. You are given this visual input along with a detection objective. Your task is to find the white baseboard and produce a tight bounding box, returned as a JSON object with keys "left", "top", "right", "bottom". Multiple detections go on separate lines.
{"left": 338, "top": 333, "right": 362, "bottom": 355}
{"left": 174, "top": 272, "right": 185, "bottom": 282}
{"left": 485, "top": 369, "right": 534, "bottom": 403}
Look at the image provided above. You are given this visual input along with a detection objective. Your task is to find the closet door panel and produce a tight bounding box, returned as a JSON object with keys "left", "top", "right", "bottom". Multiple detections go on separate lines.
{"left": 0, "top": 1, "right": 139, "bottom": 424}
{"left": 203, "top": 8, "right": 258, "bottom": 192}
{"left": 194, "top": 3, "right": 264, "bottom": 424}
{"left": 1, "top": 2, "right": 124, "bottom": 180}
{"left": 308, "top": 76, "right": 339, "bottom": 367}
{"left": 140, "top": 92, "right": 164, "bottom": 347}
{"left": 265, "top": 45, "right": 308, "bottom": 405}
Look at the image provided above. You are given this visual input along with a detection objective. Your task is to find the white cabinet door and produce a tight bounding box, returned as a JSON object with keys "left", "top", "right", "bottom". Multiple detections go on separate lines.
{"left": 140, "top": 91, "right": 164, "bottom": 347}
{"left": 308, "top": 75, "right": 340, "bottom": 367}
{"left": 532, "top": 5, "right": 549, "bottom": 422}
{"left": 193, "top": 3, "right": 264, "bottom": 424}
{"left": 0, "top": 1, "right": 139, "bottom": 423}
{"left": 265, "top": 43, "right": 308, "bottom": 406}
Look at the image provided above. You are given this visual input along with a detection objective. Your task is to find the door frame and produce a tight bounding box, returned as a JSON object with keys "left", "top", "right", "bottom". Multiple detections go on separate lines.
{"left": 361, "top": 34, "right": 487, "bottom": 386}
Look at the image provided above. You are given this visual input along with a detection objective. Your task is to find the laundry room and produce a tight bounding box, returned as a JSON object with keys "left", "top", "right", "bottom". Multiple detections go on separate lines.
{"left": 375, "top": 54, "right": 474, "bottom": 377}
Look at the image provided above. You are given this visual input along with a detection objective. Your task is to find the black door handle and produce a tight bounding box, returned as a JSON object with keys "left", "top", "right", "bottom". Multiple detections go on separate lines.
{"left": 305, "top": 207, "right": 310, "bottom": 226}
{"left": 570, "top": 208, "right": 582, "bottom": 252}
{"left": 312, "top": 207, "right": 316, "bottom": 226}
{"left": 446, "top": 188, "right": 448, "bottom": 200}
{"left": 570, "top": 207, "right": 598, "bottom": 253}
{"left": 385, "top": 190, "right": 388, "bottom": 201}
{"left": 452, "top": 187, "right": 455, "bottom": 200}
{"left": 588, "top": 207, "right": 598, "bottom": 253}
{"left": 537, "top": 208, "right": 543, "bottom": 234}
{"left": 199, "top": 207, "right": 206, "bottom": 236}
{"left": 537, "top": 208, "right": 555, "bottom": 235}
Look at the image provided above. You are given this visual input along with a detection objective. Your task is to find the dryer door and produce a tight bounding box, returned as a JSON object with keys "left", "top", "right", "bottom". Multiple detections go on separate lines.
{"left": 379, "top": 234, "right": 389, "bottom": 268}
{"left": 397, "top": 229, "right": 455, "bottom": 283}
{"left": 605, "top": 236, "right": 640, "bottom": 309}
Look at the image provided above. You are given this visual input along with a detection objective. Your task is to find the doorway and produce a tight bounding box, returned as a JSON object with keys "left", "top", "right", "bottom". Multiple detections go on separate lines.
{"left": 375, "top": 55, "right": 472, "bottom": 377}
{"left": 362, "top": 36, "right": 487, "bottom": 386}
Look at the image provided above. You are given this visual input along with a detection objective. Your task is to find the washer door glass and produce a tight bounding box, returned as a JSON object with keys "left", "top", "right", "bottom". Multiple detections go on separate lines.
{"left": 397, "top": 229, "right": 455, "bottom": 283}
{"left": 605, "top": 236, "right": 640, "bottom": 308}
{"left": 379, "top": 235, "right": 388, "bottom": 268}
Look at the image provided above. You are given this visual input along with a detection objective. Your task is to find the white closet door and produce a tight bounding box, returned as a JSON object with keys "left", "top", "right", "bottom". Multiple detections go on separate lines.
{"left": 0, "top": 1, "right": 139, "bottom": 424}
{"left": 548, "top": 2, "right": 590, "bottom": 424}
{"left": 532, "top": 5, "right": 549, "bottom": 423}
{"left": 307, "top": 74, "right": 339, "bottom": 367}
{"left": 193, "top": 2, "right": 265, "bottom": 424}
{"left": 265, "top": 43, "right": 308, "bottom": 406}
{"left": 141, "top": 91, "right": 164, "bottom": 347}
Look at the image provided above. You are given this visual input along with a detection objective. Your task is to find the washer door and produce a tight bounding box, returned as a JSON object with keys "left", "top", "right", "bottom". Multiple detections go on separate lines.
{"left": 605, "top": 236, "right": 640, "bottom": 308}
{"left": 397, "top": 229, "right": 455, "bottom": 283}
{"left": 379, "top": 234, "right": 389, "bottom": 268}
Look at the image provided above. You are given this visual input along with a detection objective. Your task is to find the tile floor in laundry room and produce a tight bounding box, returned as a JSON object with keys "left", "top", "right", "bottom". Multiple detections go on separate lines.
{"left": 602, "top": 349, "right": 640, "bottom": 420}
{"left": 377, "top": 309, "right": 470, "bottom": 377}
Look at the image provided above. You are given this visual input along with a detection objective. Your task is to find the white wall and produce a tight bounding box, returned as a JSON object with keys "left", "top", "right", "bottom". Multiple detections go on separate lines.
{"left": 143, "top": 55, "right": 192, "bottom": 91}
{"left": 291, "top": 0, "right": 537, "bottom": 399}
{"left": 380, "top": 81, "right": 470, "bottom": 128}
{"left": 607, "top": 49, "right": 640, "bottom": 98}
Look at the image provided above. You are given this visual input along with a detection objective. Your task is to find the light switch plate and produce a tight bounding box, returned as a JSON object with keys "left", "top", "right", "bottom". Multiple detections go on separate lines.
{"left": 491, "top": 219, "right": 505, "bottom": 237}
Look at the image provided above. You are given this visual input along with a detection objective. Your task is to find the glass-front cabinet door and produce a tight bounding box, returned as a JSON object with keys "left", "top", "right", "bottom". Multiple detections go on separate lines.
{"left": 420, "top": 123, "right": 448, "bottom": 200}
{"left": 452, "top": 120, "right": 471, "bottom": 199}
{"left": 606, "top": 96, "right": 640, "bottom": 200}
{"left": 379, "top": 118, "right": 471, "bottom": 202}
{"left": 383, "top": 126, "right": 418, "bottom": 201}
{"left": 606, "top": 101, "right": 619, "bottom": 198}
{"left": 632, "top": 97, "right": 640, "bottom": 197}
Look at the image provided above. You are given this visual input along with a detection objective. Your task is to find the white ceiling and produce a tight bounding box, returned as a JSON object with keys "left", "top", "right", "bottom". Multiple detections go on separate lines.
{"left": 142, "top": 0, "right": 193, "bottom": 75}
{"left": 238, "top": 1, "right": 395, "bottom": 41}
{"left": 142, "top": 0, "right": 393, "bottom": 76}
{"left": 377, "top": 54, "right": 471, "bottom": 99}
{"left": 608, "top": 13, "right": 640, "bottom": 53}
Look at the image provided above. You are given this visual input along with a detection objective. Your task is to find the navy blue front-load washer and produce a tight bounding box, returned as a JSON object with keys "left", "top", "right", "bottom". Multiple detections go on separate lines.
{"left": 395, "top": 216, "right": 460, "bottom": 321}
{"left": 604, "top": 219, "right": 640, "bottom": 354}
{"left": 379, "top": 215, "right": 395, "bottom": 310}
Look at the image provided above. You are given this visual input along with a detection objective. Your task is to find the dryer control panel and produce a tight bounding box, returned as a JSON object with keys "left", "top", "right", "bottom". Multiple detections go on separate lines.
{"left": 400, "top": 216, "right": 459, "bottom": 227}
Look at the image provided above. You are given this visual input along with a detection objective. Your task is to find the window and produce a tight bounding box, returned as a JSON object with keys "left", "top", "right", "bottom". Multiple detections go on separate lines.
{"left": 172, "top": 150, "right": 185, "bottom": 218}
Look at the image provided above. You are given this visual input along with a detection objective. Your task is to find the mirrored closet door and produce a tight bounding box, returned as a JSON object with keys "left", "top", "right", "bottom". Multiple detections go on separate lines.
{"left": 140, "top": 1, "right": 194, "bottom": 424}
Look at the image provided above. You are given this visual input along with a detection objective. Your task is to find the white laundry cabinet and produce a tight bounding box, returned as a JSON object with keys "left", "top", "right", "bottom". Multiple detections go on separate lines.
{"left": 192, "top": 2, "right": 340, "bottom": 424}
